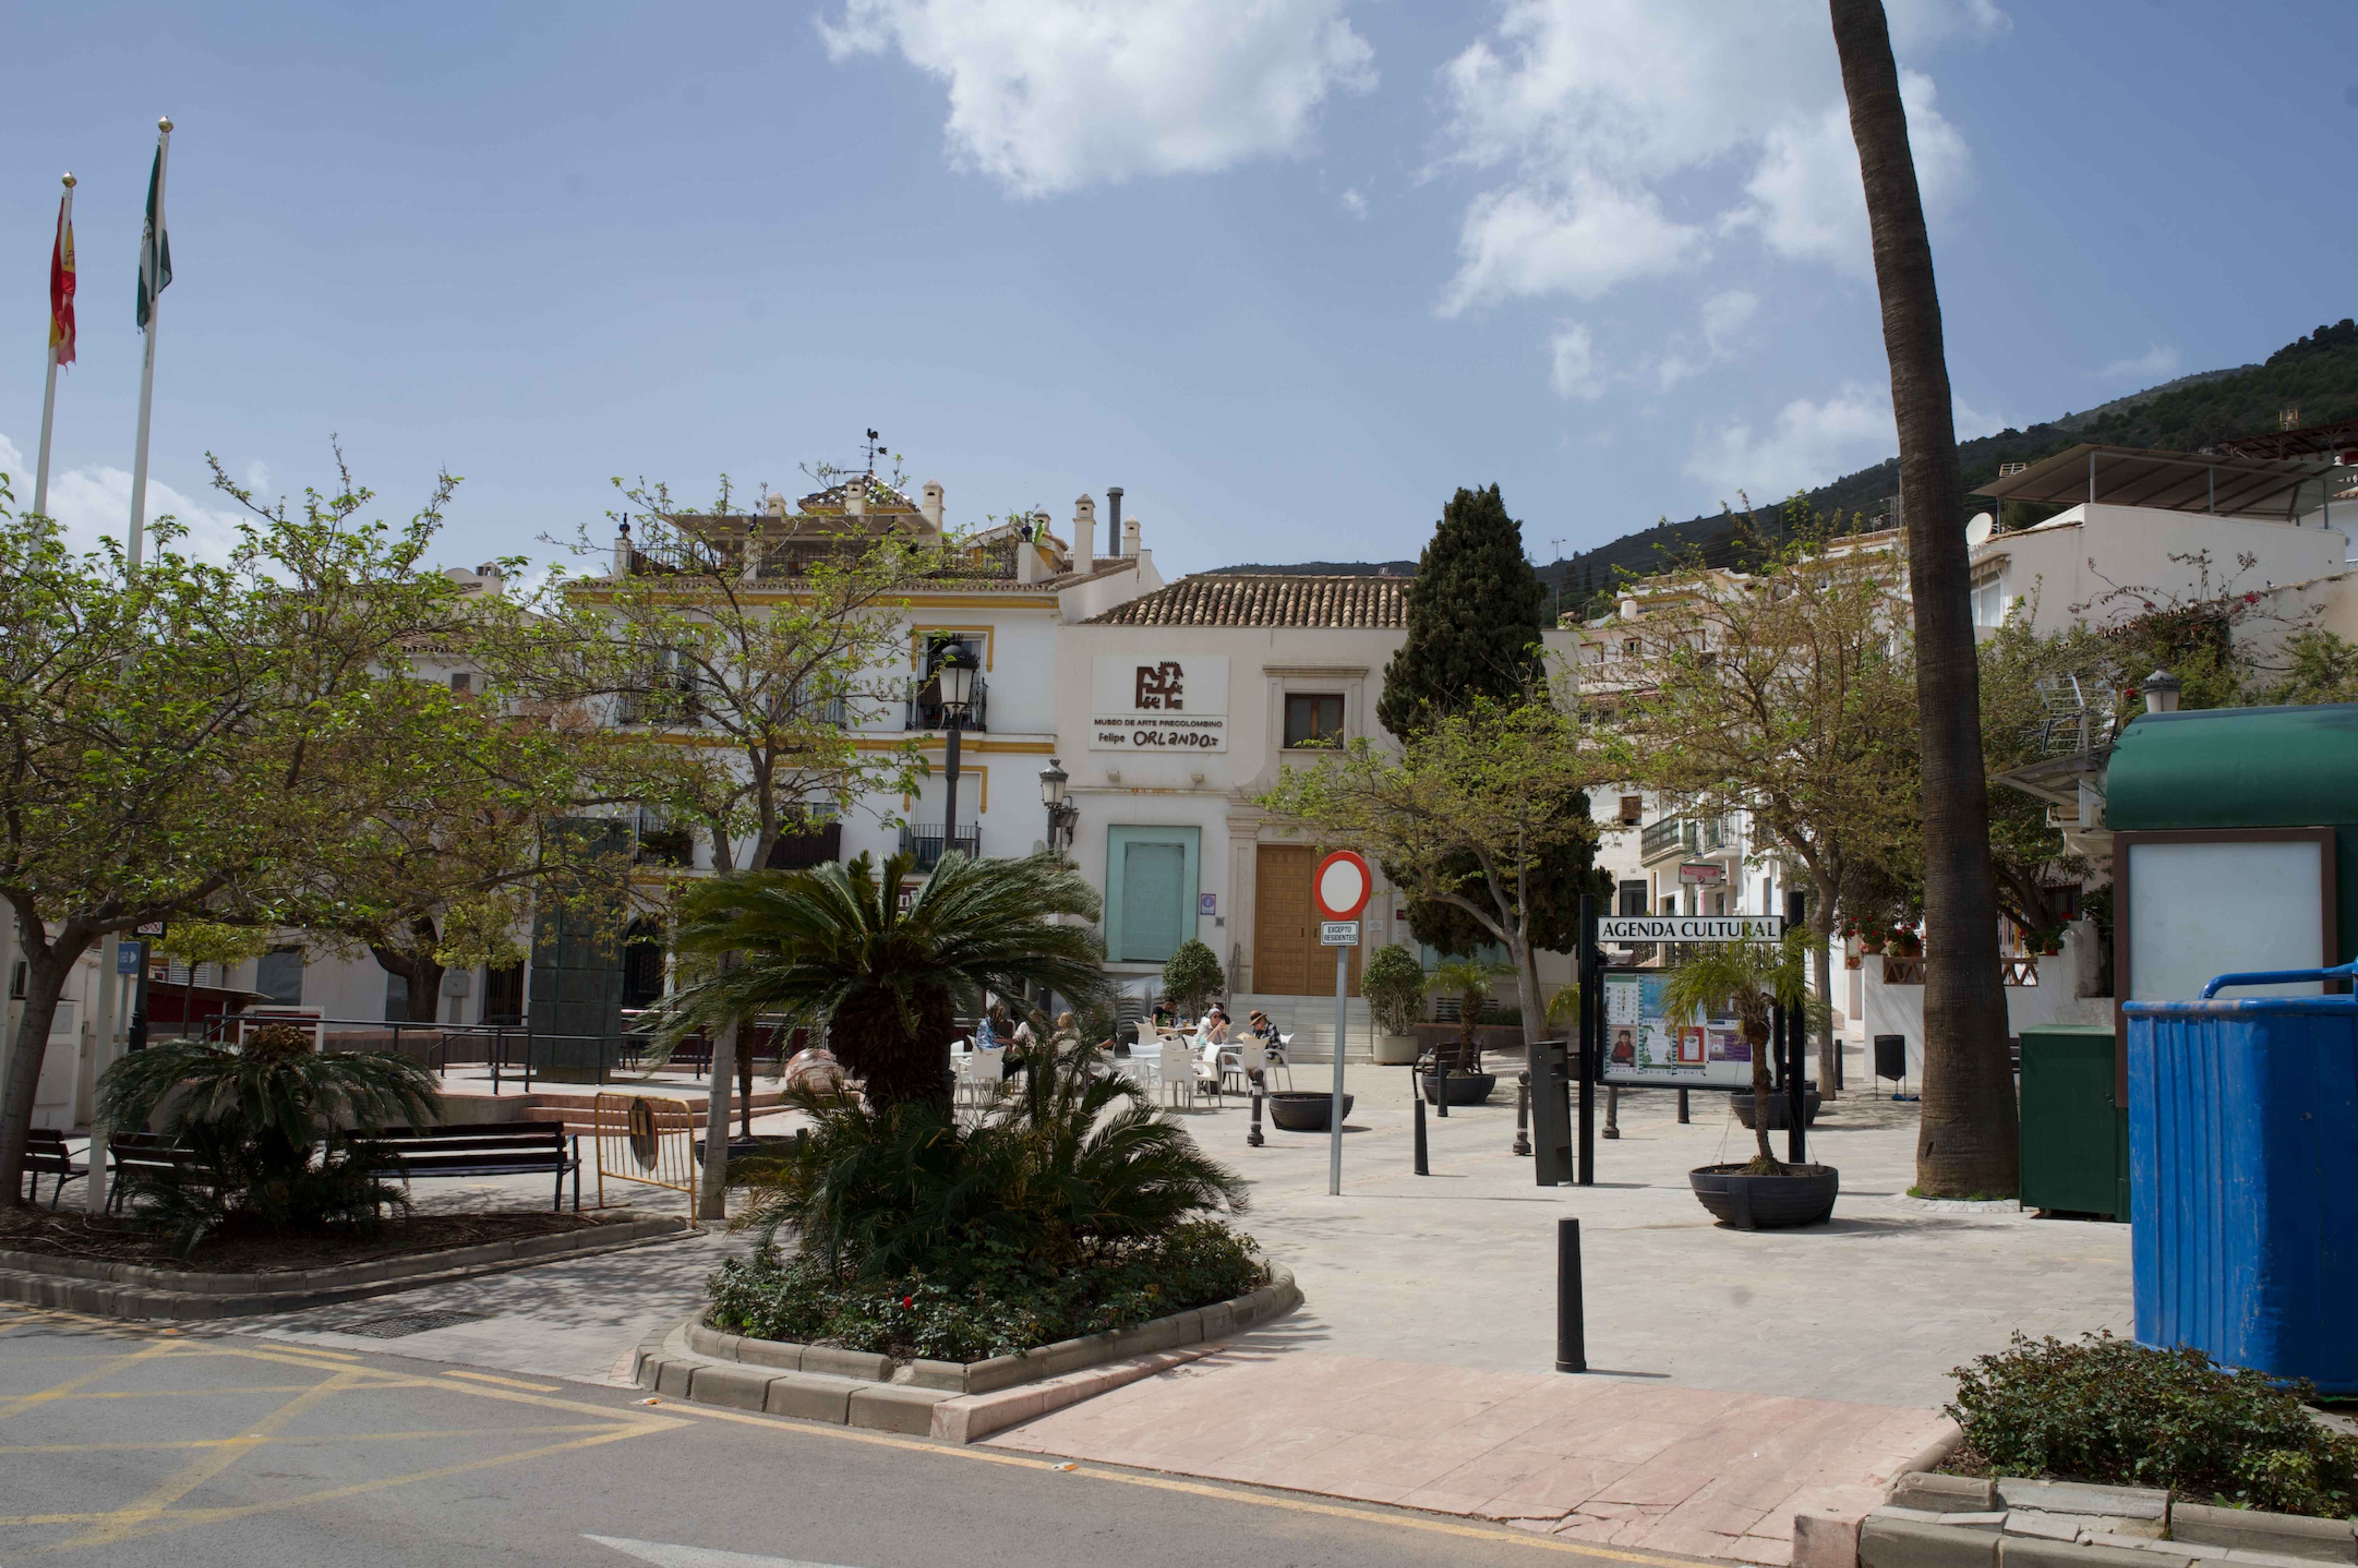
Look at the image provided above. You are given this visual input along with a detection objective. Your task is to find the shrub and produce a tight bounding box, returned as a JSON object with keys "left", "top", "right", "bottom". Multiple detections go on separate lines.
{"left": 95, "top": 1025, "right": 439, "bottom": 1254}
{"left": 1361, "top": 944, "right": 1427, "bottom": 1036}
{"left": 1160, "top": 939, "right": 1226, "bottom": 1019}
{"left": 707, "top": 1219, "right": 1265, "bottom": 1362}
{"left": 736, "top": 1037, "right": 1248, "bottom": 1283}
{"left": 1947, "top": 1332, "right": 2358, "bottom": 1518}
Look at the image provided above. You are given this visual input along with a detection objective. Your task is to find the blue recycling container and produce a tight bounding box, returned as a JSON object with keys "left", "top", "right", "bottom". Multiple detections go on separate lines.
{"left": 2122, "top": 961, "right": 2358, "bottom": 1394}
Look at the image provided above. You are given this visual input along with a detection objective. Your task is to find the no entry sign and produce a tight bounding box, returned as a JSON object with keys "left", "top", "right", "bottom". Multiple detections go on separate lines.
{"left": 1313, "top": 850, "right": 1372, "bottom": 921}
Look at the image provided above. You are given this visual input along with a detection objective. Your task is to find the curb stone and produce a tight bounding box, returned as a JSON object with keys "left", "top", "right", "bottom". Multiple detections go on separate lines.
{"left": 0, "top": 1214, "right": 696, "bottom": 1321}
{"left": 637, "top": 1262, "right": 1300, "bottom": 1438}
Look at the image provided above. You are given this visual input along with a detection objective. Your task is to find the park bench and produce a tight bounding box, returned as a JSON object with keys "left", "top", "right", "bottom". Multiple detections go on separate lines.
{"left": 21, "top": 1129, "right": 87, "bottom": 1209}
{"left": 366, "top": 1124, "right": 581, "bottom": 1212}
{"left": 104, "top": 1133, "right": 212, "bottom": 1214}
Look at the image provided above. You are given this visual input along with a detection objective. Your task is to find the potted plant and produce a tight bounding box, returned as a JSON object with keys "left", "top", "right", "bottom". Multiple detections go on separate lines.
{"left": 1420, "top": 957, "right": 1504, "bottom": 1105}
{"left": 1160, "top": 939, "right": 1226, "bottom": 1025}
{"left": 1361, "top": 944, "right": 1426, "bottom": 1066}
{"left": 1660, "top": 934, "right": 1839, "bottom": 1228}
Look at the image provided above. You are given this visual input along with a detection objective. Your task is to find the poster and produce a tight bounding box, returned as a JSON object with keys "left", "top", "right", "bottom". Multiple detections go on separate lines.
{"left": 1599, "top": 969, "right": 1758, "bottom": 1087}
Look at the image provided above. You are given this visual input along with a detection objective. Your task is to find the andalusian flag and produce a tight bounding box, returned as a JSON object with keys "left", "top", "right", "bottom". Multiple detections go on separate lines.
{"left": 48, "top": 189, "right": 75, "bottom": 366}
{"left": 136, "top": 141, "right": 171, "bottom": 331}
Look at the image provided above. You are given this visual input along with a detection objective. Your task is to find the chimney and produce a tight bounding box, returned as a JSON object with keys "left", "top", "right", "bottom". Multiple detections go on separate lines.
{"left": 1122, "top": 515, "right": 1140, "bottom": 559}
{"left": 762, "top": 491, "right": 787, "bottom": 517}
{"left": 845, "top": 479, "right": 866, "bottom": 519}
{"left": 614, "top": 520, "right": 632, "bottom": 577}
{"left": 920, "top": 480, "right": 944, "bottom": 533}
{"left": 1106, "top": 486, "right": 1124, "bottom": 560}
{"left": 1072, "top": 495, "right": 1097, "bottom": 571}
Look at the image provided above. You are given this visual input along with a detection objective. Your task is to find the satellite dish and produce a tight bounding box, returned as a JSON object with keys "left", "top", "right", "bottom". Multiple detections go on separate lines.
{"left": 1965, "top": 512, "right": 1995, "bottom": 546}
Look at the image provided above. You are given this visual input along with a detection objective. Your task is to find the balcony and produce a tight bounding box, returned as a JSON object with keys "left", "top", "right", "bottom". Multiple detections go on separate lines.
{"left": 904, "top": 672, "right": 988, "bottom": 733}
{"left": 765, "top": 821, "right": 842, "bottom": 871}
{"left": 1639, "top": 814, "right": 1735, "bottom": 864}
{"left": 634, "top": 827, "right": 694, "bottom": 868}
{"left": 899, "top": 823, "right": 979, "bottom": 871}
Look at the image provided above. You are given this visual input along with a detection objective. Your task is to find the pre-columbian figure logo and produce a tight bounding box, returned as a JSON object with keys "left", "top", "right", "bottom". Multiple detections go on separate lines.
{"left": 1134, "top": 661, "right": 1185, "bottom": 711}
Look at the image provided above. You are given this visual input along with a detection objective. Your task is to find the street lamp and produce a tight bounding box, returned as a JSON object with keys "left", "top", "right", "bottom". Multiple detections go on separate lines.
{"left": 1039, "top": 757, "right": 1078, "bottom": 854}
{"left": 936, "top": 644, "right": 980, "bottom": 866}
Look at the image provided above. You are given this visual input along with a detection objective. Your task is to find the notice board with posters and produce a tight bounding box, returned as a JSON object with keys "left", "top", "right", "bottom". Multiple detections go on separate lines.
{"left": 1597, "top": 967, "right": 1757, "bottom": 1088}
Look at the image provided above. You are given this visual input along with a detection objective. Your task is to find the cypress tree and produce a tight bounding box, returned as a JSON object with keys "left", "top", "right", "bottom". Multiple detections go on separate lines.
{"left": 1376, "top": 485, "right": 1547, "bottom": 738}
{"left": 1376, "top": 486, "right": 1606, "bottom": 957}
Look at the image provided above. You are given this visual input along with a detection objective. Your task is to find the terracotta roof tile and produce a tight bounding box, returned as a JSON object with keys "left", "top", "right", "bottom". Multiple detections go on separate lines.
{"left": 1085, "top": 574, "right": 1408, "bottom": 629}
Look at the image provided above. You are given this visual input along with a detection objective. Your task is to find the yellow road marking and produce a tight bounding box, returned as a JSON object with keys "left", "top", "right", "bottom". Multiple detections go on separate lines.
{"left": 441, "top": 1369, "right": 562, "bottom": 1392}
{"left": 253, "top": 1340, "right": 361, "bottom": 1361}
{"left": 0, "top": 1422, "right": 622, "bottom": 1458}
{"left": 648, "top": 1399, "right": 1699, "bottom": 1567}
{"left": 0, "top": 1333, "right": 183, "bottom": 1421}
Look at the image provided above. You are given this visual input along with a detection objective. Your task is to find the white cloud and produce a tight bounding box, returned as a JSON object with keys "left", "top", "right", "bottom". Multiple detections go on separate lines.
{"left": 2101, "top": 344, "right": 2181, "bottom": 382}
{"left": 1436, "top": 0, "right": 1991, "bottom": 310}
{"left": 0, "top": 432, "right": 250, "bottom": 563}
{"left": 1684, "top": 383, "right": 1895, "bottom": 499}
{"left": 1548, "top": 321, "right": 1605, "bottom": 400}
{"left": 818, "top": 0, "right": 1376, "bottom": 199}
{"left": 1339, "top": 186, "right": 1367, "bottom": 218}
{"left": 1655, "top": 288, "right": 1760, "bottom": 389}
{"left": 242, "top": 459, "right": 272, "bottom": 497}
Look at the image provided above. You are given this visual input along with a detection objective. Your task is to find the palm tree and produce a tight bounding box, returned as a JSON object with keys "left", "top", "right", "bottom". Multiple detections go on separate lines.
{"left": 1659, "top": 937, "right": 1810, "bottom": 1169}
{"left": 1427, "top": 955, "right": 1511, "bottom": 1074}
{"left": 1832, "top": 0, "right": 2018, "bottom": 1196}
{"left": 655, "top": 850, "right": 1108, "bottom": 1111}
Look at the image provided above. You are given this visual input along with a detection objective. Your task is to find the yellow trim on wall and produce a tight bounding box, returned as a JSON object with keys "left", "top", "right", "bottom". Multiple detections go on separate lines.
{"left": 909, "top": 625, "right": 997, "bottom": 670}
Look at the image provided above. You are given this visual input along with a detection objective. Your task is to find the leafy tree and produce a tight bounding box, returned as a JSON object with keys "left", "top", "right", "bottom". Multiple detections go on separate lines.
{"left": 1159, "top": 939, "right": 1226, "bottom": 1020}
{"left": 1377, "top": 484, "right": 1546, "bottom": 735}
{"left": 1377, "top": 485, "right": 1601, "bottom": 954}
{"left": 1836, "top": 0, "right": 2017, "bottom": 1197}
{"left": 1359, "top": 943, "right": 1427, "bottom": 1037}
{"left": 1426, "top": 955, "right": 1510, "bottom": 1074}
{"left": 1658, "top": 935, "right": 1811, "bottom": 1169}
{"left": 1258, "top": 698, "right": 1610, "bottom": 1054}
{"left": 0, "top": 461, "right": 548, "bottom": 1207}
{"left": 2264, "top": 629, "right": 2358, "bottom": 705}
{"left": 650, "top": 850, "right": 1106, "bottom": 1113}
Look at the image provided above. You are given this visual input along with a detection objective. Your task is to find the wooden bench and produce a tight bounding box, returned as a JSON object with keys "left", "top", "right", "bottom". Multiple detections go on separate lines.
{"left": 22, "top": 1129, "right": 87, "bottom": 1209}
{"left": 105, "top": 1133, "right": 211, "bottom": 1214}
{"left": 365, "top": 1124, "right": 581, "bottom": 1212}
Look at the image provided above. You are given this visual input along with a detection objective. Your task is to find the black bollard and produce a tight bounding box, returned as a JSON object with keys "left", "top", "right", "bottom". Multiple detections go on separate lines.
{"left": 1556, "top": 1217, "right": 1587, "bottom": 1373}
{"left": 1248, "top": 1083, "right": 1265, "bottom": 1148}
{"left": 1436, "top": 1058, "right": 1450, "bottom": 1118}
{"left": 1413, "top": 1092, "right": 1429, "bottom": 1176}
{"left": 1677, "top": 1088, "right": 1690, "bottom": 1124}
{"left": 1513, "top": 1070, "right": 1532, "bottom": 1157}
{"left": 1602, "top": 1084, "right": 1620, "bottom": 1140}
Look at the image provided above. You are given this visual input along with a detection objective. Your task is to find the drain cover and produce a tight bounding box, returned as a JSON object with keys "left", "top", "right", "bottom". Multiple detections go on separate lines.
{"left": 338, "top": 1308, "right": 491, "bottom": 1338}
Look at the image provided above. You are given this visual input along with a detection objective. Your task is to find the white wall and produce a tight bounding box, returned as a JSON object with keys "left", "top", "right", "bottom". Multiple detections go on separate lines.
{"left": 1974, "top": 504, "right": 2349, "bottom": 639}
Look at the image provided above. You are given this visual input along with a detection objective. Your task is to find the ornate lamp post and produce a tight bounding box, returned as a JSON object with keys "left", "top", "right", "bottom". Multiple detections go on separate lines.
{"left": 1039, "top": 757, "right": 1078, "bottom": 854}
{"left": 936, "top": 645, "right": 979, "bottom": 865}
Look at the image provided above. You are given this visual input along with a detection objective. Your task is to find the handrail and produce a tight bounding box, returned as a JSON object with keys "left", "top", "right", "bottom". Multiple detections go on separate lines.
{"left": 2199, "top": 959, "right": 2358, "bottom": 999}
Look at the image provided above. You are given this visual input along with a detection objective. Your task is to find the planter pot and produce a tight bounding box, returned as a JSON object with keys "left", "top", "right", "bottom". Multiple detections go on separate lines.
{"left": 1371, "top": 1033, "right": 1421, "bottom": 1066}
{"left": 1265, "top": 1091, "right": 1354, "bottom": 1132}
{"left": 1730, "top": 1087, "right": 1822, "bottom": 1130}
{"left": 1419, "top": 1071, "right": 1499, "bottom": 1106}
{"left": 1688, "top": 1162, "right": 1840, "bottom": 1229}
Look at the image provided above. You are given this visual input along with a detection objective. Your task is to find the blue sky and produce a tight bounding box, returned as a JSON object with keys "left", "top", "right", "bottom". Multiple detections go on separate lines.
{"left": 4, "top": 1, "right": 2352, "bottom": 580}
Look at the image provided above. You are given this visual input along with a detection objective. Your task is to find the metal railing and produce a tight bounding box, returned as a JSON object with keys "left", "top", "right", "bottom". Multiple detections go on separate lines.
{"left": 1640, "top": 817, "right": 1694, "bottom": 860}
{"left": 765, "top": 820, "right": 842, "bottom": 870}
{"left": 900, "top": 823, "right": 979, "bottom": 870}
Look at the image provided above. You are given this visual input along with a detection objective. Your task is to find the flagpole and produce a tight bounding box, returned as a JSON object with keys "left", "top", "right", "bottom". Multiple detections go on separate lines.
{"left": 127, "top": 118, "right": 171, "bottom": 572}
{"left": 33, "top": 173, "right": 74, "bottom": 521}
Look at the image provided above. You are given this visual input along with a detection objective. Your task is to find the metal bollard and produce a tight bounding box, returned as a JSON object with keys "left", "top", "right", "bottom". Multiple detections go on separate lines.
{"left": 1603, "top": 1084, "right": 1620, "bottom": 1140}
{"left": 1413, "top": 1092, "right": 1429, "bottom": 1176}
{"left": 1556, "top": 1217, "right": 1587, "bottom": 1373}
{"left": 1677, "top": 1088, "right": 1690, "bottom": 1124}
{"left": 1248, "top": 1083, "right": 1265, "bottom": 1148}
{"left": 1436, "top": 1058, "right": 1450, "bottom": 1118}
{"left": 1513, "top": 1070, "right": 1532, "bottom": 1157}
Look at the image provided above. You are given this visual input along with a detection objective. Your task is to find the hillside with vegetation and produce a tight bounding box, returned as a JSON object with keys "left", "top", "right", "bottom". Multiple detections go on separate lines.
{"left": 1543, "top": 318, "right": 2358, "bottom": 604}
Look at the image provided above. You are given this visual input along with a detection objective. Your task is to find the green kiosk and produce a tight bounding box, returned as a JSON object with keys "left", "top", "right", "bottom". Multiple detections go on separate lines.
{"left": 2027, "top": 700, "right": 2358, "bottom": 1217}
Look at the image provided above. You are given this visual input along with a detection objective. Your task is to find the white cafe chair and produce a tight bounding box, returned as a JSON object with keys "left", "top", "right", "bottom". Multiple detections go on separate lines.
{"left": 1155, "top": 1041, "right": 1197, "bottom": 1109}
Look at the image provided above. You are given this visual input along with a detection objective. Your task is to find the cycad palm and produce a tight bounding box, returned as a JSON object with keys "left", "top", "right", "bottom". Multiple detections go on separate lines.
{"left": 655, "top": 850, "right": 1108, "bottom": 1110}
{"left": 1658, "top": 934, "right": 1809, "bottom": 1167}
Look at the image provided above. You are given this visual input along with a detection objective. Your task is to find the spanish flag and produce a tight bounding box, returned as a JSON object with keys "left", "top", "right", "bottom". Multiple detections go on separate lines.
{"left": 48, "top": 189, "right": 75, "bottom": 367}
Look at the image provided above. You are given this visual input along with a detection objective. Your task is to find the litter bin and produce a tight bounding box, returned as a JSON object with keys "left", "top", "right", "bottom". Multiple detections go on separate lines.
{"left": 2018, "top": 1024, "right": 2128, "bottom": 1220}
{"left": 2122, "top": 961, "right": 2358, "bottom": 1394}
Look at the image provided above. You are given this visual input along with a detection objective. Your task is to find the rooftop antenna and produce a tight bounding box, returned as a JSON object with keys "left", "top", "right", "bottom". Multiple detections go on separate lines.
{"left": 864, "top": 428, "right": 884, "bottom": 475}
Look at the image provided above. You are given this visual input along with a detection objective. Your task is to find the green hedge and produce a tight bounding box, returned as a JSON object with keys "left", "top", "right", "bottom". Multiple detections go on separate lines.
{"left": 1948, "top": 1332, "right": 2358, "bottom": 1518}
{"left": 707, "top": 1220, "right": 1266, "bottom": 1364}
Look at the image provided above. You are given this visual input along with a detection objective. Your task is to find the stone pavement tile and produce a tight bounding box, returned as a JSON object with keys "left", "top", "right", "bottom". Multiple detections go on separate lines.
{"left": 1521, "top": 1414, "right": 1693, "bottom": 1463}
{"left": 1265, "top": 1430, "right": 1473, "bottom": 1504}
{"left": 1467, "top": 1454, "right": 1644, "bottom": 1520}
{"left": 1546, "top": 1512, "right": 1630, "bottom": 1544}
{"left": 1393, "top": 1443, "right": 1569, "bottom": 1517}
{"left": 1734, "top": 1533, "right": 1797, "bottom": 1566}
{"left": 1427, "top": 1384, "right": 1570, "bottom": 1449}
{"left": 1629, "top": 1520, "right": 1748, "bottom": 1559}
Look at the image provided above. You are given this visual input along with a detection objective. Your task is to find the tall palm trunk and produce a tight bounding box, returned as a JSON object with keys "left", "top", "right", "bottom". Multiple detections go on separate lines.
{"left": 1831, "top": 0, "right": 2017, "bottom": 1196}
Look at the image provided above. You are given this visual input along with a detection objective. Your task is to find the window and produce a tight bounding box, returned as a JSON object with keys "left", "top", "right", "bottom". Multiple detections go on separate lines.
{"left": 1284, "top": 693, "right": 1344, "bottom": 749}
{"left": 448, "top": 672, "right": 472, "bottom": 695}
{"left": 622, "top": 920, "right": 667, "bottom": 1009}
{"left": 1617, "top": 795, "right": 1643, "bottom": 826}
{"left": 1622, "top": 637, "right": 1641, "bottom": 659}
{"left": 1971, "top": 571, "right": 2009, "bottom": 627}
{"left": 483, "top": 962, "right": 524, "bottom": 1026}
{"left": 255, "top": 947, "right": 305, "bottom": 1005}
{"left": 1104, "top": 826, "right": 1201, "bottom": 964}
{"left": 1617, "top": 880, "right": 1648, "bottom": 917}
{"left": 383, "top": 968, "right": 409, "bottom": 1022}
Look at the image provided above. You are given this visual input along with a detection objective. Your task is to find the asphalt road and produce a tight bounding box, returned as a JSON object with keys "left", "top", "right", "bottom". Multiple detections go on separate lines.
{"left": 0, "top": 1306, "right": 1685, "bottom": 1568}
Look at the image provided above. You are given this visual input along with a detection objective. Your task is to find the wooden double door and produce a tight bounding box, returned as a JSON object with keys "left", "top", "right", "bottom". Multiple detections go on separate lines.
{"left": 1252, "top": 844, "right": 1362, "bottom": 997}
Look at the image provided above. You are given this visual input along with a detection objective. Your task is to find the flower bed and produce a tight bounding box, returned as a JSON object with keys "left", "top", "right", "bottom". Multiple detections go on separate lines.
{"left": 706, "top": 1220, "right": 1266, "bottom": 1364}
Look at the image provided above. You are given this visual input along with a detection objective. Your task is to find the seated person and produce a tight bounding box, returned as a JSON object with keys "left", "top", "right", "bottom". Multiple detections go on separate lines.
{"left": 1246, "top": 1009, "right": 1280, "bottom": 1044}
{"left": 1150, "top": 999, "right": 1175, "bottom": 1030}
{"left": 1200, "top": 1006, "right": 1231, "bottom": 1045}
